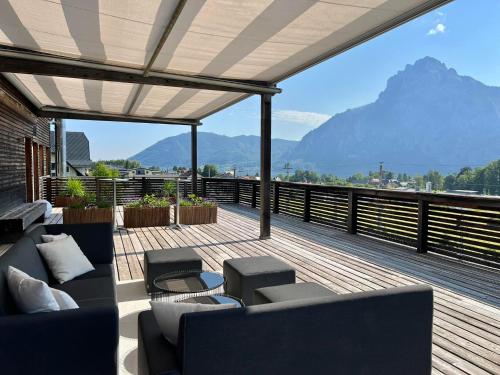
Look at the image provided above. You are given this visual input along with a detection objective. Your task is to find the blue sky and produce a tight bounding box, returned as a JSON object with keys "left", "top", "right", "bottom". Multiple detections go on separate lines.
{"left": 66, "top": 0, "right": 500, "bottom": 160}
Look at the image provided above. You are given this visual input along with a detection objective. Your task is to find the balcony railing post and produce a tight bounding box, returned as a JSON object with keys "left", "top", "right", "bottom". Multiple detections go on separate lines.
{"left": 417, "top": 198, "right": 429, "bottom": 253}
{"left": 273, "top": 181, "right": 280, "bottom": 214}
{"left": 46, "top": 177, "right": 52, "bottom": 204}
{"left": 183, "top": 180, "right": 188, "bottom": 198}
{"left": 304, "top": 188, "right": 311, "bottom": 222}
{"left": 251, "top": 183, "right": 257, "bottom": 208}
{"left": 234, "top": 179, "right": 240, "bottom": 204}
{"left": 141, "top": 177, "right": 147, "bottom": 197}
{"left": 201, "top": 178, "right": 207, "bottom": 197}
{"left": 347, "top": 190, "right": 358, "bottom": 234}
{"left": 96, "top": 177, "right": 101, "bottom": 202}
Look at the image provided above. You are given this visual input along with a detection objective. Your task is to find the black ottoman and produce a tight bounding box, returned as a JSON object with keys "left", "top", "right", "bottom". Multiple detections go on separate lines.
{"left": 144, "top": 248, "right": 203, "bottom": 293}
{"left": 254, "top": 282, "right": 336, "bottom": 305}
{"left": 223, "top": 256, "right": 295, "bottom": 305}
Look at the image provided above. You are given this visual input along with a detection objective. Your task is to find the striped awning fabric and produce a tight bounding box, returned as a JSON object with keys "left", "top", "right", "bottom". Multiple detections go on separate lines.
{"left": 0, "top": 0, "right": 448, "bottom": 123}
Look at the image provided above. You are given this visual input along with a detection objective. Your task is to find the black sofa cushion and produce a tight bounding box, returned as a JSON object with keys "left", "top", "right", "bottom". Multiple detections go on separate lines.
{"left": 52, "top": 276, "right": 116, "bottom": 306}
{"left": 0, "top": 237, "right": 50, "bottom": 315}
{"left": 223, "top": 256, "right": 296, "bottom": 305}
{"left": 74, "top": 263, "right": 114, "bottom": 280}
{"left": 144, "top": 248, "right": 203, "bottom": 294}
{"left": 254, "top": 282, "right": 336, "bottom": 304}
{"left": 138, "top": 310, "right": 180, "bottom": 375}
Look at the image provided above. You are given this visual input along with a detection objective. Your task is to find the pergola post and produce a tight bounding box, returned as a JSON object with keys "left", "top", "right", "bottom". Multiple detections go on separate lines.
{"left": 260, "top": 94, "right": 272, "bottom": 239}
{"left": 54, "top": 118, "right": 65, "bottom": 177}
{"left": 191, "top": 124, "right": 198, "bottom": 196}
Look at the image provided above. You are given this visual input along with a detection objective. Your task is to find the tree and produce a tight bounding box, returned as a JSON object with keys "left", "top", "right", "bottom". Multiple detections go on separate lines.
{"left": 201, "top": 164, "right": 218, "bottom": 177}
{"left": 91, "top": 162, "right": 119, "bottom": 177}
{"left": 424, "top": 170, "right": 444, "bottom": 191}
{"left": 414, "top": 176, "right": 425, "bottom": 190}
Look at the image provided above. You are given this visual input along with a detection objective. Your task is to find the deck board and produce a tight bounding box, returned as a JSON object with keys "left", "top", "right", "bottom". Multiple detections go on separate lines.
{"left": 31, "top": 205, "right": 500, "bottom": 374}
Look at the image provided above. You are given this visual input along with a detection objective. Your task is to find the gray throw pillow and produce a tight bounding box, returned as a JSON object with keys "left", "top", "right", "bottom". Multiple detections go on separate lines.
{"left": 7, "top": 266, "right": 79, "bottom": 313}
{"left": 41, "top": 233, "right": 68, "bottom": 243}
{"left": 36, "top": 235, "right": 94, "bottom": 283}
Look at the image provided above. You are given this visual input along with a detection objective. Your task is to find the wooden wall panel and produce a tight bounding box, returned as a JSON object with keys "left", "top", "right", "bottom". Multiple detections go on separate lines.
{"left": 0, "top": 78, "right": 50, "bottom": 213}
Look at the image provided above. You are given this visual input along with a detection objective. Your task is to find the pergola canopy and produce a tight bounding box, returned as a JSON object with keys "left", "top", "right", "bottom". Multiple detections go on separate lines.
{"left": 0, "top": 0, "right": 449, "bottom": 124}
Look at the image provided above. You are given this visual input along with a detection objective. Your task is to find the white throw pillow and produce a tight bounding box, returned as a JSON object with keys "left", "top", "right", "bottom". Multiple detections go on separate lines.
{"left": 51, "top": 288, "right": 79, "bottom": 310}
{"left": 7, "top": 266, "right": 60, "bottom": 313}
{"left": 36, "top": 235, "right": 94, "bottom": 284}
{"left": 41, "top": 233, "right": 68, "bottom": 243}
{"left": 35, "top": 199, "right": 52, "bottom": 218}
{"left": 150, "top": 301, "right": 236, "bottom": 345}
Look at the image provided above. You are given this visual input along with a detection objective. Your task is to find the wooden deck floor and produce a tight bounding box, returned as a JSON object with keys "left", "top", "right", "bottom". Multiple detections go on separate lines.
{"left": 46, "top": 204, "right": 500, "bottom": 374}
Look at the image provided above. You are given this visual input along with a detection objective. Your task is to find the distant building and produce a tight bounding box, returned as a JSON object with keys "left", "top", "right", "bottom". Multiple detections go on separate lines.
{"left": 50, "top": 131, "right": 92, "bottom": 176}
{"left": 179, "top": 170, "right": 203, "bottom": 180}
{"left": 123, "top": 168, "right": 179, "bottom": 179}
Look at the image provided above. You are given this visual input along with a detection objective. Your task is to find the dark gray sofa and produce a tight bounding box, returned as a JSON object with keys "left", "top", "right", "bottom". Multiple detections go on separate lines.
{"left": 0, "top": 223, "right": 118, "bottom": 375}
{"left": 138, "top": 284, "right": 433, "bottom": 375}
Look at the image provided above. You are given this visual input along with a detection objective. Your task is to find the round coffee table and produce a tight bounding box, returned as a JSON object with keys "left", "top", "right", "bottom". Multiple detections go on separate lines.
{"left": 178, "top": 294, "right": 244, "bottom": 307}
{"left": 152, "top": 270, "right": 225, "bottom": 302}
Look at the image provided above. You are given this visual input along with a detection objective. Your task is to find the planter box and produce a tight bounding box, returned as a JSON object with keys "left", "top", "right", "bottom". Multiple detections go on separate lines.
{"left": 54, "top": 196, "right": 82, "bottom": 207}
{"left": 174, "top": 205, "right": 217, "bottom": 225}
{"left": 123, "top": 207, "right": 170, "bottom": 228}
{"left": 63, "top": 207, "right": 113, "bottom": 224}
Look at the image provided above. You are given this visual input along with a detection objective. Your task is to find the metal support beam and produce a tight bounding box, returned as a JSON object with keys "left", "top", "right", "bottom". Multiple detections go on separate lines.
{"left": 54, "top": 118, "right": 66, "bottom": 176}
{"left": 0, "top": 49, "right": 281, "bottom": 95}
{"left": 260, "top": 94, "right": 272, "bottom": 239}
{"left": 191, "top": 125, "right": 198, "bottom": 196}
{"left": 38, "top": 107, "right": 200, "bottom": 126}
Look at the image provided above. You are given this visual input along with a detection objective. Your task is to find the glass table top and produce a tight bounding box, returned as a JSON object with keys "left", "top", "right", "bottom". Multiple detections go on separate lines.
{"left": 153, "top": 270, "right": 225, "bottom": 294}
{"left": 178, "top": 294, "right": 244, "bottom": 307}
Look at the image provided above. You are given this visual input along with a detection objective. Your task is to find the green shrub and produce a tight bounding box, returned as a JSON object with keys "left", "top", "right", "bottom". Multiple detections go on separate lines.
{"left": 65, "top": 178, "right": 85, "bottom": 197}
{"left": 163, "top": 181, "right": 176, "bottom": 197}
{"left": 126, "top": 194, "right": 170, "bottom": 208}
{"left": 179, "top": 194, "right": 216, "bottom": 207}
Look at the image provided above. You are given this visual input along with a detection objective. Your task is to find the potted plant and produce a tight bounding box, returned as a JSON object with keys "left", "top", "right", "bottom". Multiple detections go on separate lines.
{"left": 174, "top": 194, "right": 217, "bottom": 225}
{"left": 62, "top": 192, "right": 113, "bottom": 224}
{"left": 123, "top": 194, "right": 170, "bottom": 228}
{"left": 163, "top": 180, "right": 177, "bottom": 203}
{"left": 55, "top": 178, "right": 86, "bottom": 207}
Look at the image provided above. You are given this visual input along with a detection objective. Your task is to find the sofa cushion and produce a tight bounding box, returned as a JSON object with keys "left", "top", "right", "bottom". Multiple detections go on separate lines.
{"left": 36, "top": 235, "right": 95, "bottom": 284}
{"left": 138, "top": 310, "right": 180, "bottom": 375}
{"left": 254, "top": 282, "right": 336, "bottom": 304}
{"left": 74, "top": 264, "right": 113, "bottom": 281}
{"left": 0, "top": 237, "right": 50, "bottom": 315}
{"left": 52, "top": 276, "right": 116, "bottom": 305}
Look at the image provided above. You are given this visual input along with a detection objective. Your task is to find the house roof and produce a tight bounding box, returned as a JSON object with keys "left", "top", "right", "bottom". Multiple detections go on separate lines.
{"left": 50, "top": 130, "right": 92, "bottom": 168}
{"left": 0, "top": 0, "right": 450, "bottom": 125}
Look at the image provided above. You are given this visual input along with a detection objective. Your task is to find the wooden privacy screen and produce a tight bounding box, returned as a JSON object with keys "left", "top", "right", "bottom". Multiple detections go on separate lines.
{"left": 40, "top": 176, "right": 500, "bottom": 268}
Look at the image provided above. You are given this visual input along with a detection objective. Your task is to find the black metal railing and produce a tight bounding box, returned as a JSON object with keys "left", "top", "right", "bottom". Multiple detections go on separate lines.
{"left": 41, "top": 176, "right": 201, "bottom": 206}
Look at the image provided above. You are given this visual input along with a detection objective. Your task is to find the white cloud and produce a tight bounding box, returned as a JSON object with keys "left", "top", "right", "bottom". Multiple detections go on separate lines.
{"left": 273, "top": 110, "right": 331, "bottom": 128}
{"left": 436, "top": 11, "right": 445, "bottom": 17}
{"left": 427, "top": 23, "right": 446, "bottom": 35}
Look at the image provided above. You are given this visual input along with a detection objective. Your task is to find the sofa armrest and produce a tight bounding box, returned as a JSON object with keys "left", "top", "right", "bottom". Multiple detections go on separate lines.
{"left": 45, "top": 223, "right": 113, "bottom": 264}
{"left": 0, "top": 304, "right": 118, "bottom": 375}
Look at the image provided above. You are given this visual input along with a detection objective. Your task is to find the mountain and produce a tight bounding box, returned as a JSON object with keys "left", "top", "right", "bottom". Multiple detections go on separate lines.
{"left": 287, "top": 57, "right": 500, "bottom": 176}
{"left": 130, "top": 132, "right": 297, "bottom": 174}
